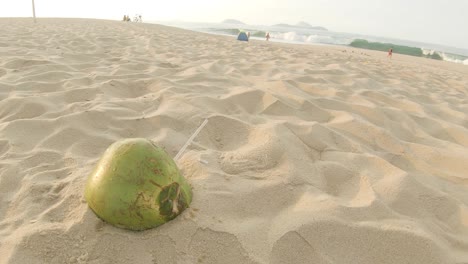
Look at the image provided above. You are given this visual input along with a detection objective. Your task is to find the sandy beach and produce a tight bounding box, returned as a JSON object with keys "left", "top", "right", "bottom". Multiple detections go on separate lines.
{"left": 0, "top": 18, "right": 467, "bottom": 264}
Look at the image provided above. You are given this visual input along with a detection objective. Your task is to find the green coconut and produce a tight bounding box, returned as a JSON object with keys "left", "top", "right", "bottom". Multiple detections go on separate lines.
{"left": 85, "top": 138, "right": 192, "bottom": 231}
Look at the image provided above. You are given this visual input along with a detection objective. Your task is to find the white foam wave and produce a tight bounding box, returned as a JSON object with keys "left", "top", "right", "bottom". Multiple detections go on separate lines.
{"left": 440, "top": 53, "right": 468, "bottom": 64}
{"left": 422, "top": 48, "right": 436, "bottom": 56}
{"left": 270, "top": 31, "right": 349, "bottom": 45}
{"left": 422, "top": 48, "right": 468, "bottom": 65}
{"left": 306, "top": 35, "right": 334, "bottom": 43}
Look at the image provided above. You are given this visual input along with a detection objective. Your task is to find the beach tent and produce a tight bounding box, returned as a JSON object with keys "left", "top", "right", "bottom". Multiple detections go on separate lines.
{"left": 237, "top": 31, "right": 249, "bottom": 41}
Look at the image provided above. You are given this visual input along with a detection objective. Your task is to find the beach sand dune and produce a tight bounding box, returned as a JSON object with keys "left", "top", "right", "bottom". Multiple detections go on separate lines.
{"left": 0, "top": 18, "right": 467, "bottom": 264}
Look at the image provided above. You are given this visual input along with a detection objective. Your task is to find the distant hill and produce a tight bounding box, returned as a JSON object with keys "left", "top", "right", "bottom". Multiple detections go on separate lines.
{"left": 272, "top": 23, "right": 296, "bottom": 28}
{"left": 222, "top": 19, "right": 246, "bottom": 25}
{"left": 273, "top": 22, "right": 328, "bottom": 31}
{"left": 296, "top": 21, "right": 313, "bottom": 28}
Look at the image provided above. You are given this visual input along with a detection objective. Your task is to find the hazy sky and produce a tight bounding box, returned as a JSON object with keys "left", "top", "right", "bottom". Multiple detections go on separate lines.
{"left": 1, "top": 0, "right": 467, "bottom": 48}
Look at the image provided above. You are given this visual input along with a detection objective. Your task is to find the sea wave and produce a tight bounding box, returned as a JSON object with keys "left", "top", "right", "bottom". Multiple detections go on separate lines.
{"left": 350, "top": 39, "right": 448, "bottom": 60}
{"left": 349, "top": 39, "right": 468, "bottom": 64}
{"left": 206, "top": 28, "right": 350, "bottom": 45}
{"left": 424, "top": 48, "right": 468, "bottom": 64}
{"left": 270, "top": 32, "right": 343, "bottom": 44}
{"left": 200, "top": 26, "right": 468, "bottom": 65}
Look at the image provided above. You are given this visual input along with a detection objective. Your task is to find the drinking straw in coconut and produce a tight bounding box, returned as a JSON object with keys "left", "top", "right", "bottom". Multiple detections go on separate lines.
{"left": 175, "top": 119, "right": 208, "bottom": 161}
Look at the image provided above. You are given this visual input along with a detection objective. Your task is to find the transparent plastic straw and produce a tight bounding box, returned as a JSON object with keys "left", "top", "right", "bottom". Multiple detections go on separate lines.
{"left": 175, "top": 119, "right": 208, "bottom": 161}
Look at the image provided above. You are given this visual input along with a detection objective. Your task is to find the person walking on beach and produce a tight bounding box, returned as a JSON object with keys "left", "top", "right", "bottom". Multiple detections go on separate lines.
{"left": 388, "top": 48, "right": 393, "bottom": 59}
{"left": 266, "top": 32, "right": 270, "bottom": 41}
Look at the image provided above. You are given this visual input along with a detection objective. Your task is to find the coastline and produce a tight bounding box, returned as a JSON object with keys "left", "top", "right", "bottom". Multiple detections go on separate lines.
{"left": 1, "top": 18, "right": 467, "bottom": 264}
{"left": 151, "top": 20, "right": 468, "bottom": 66}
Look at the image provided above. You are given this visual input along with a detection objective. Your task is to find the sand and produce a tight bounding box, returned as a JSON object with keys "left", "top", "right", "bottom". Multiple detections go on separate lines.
{"left": 0, "top": 18, "right": 467, "bottom": 264}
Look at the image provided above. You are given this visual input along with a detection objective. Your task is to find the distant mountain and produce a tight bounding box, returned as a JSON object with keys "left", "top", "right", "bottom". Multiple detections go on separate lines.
{"left": 273, "top": 23, "right": 297, "bottom": 28}
{"left": 296, "top": 21, "right": 313, "bottom": 28}
{"left": 309, "top": 26, "right": 328, "bottom": 31}
{"left": 222, "top": 19, "right": 246, "bottom": 25}
{"left": 273, "top": 22, "right": 328, "bottom": 31}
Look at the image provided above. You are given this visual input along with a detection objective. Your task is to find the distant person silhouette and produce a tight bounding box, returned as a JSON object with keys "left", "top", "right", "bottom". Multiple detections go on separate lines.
{"left": 388, "top": 48, "right": 393, "bottom": 58}
{"left": 266, "top": 32, "right": 270, "bottom": 41}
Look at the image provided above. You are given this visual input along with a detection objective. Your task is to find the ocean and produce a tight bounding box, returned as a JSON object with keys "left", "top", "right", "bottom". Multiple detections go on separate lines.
{"left": 149, "top": 20, "right": 468, "bottom": 66}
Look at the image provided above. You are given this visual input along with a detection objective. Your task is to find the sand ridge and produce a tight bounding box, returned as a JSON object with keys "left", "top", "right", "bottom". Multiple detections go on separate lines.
{"left": 0, "top": 18, "right": 467, "bottom": 264}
